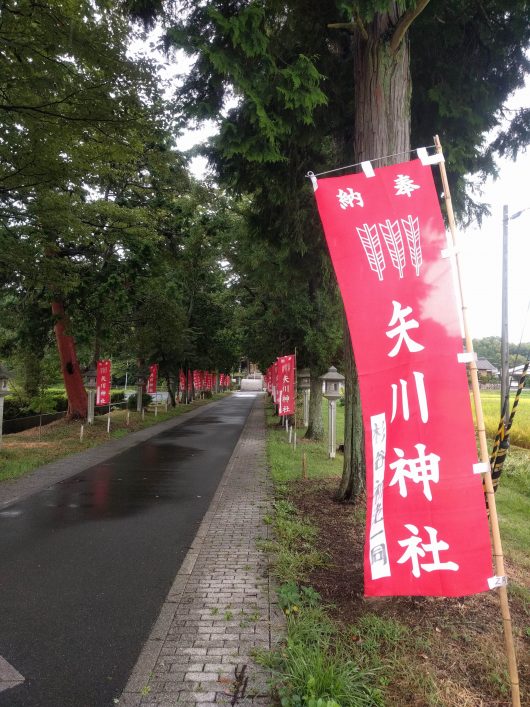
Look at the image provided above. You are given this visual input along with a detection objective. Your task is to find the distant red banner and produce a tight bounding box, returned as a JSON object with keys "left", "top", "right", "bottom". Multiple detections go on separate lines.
{"left": 179, "top": 369, "right": 186, "bottom": 395}
{"left": 312, "top": 158, "right": 492, "bottom": 597}
{"left": 147, "top": 363, "right": 158, "bottom": 394}
{"left": 278, "top": 354, "right": 296, "bottom": 416}
{"left": 96, "top": 359, "right": 111, "bottom": 406}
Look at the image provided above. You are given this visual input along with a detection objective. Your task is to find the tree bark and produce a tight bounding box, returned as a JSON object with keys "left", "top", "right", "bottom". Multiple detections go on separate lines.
{"left": 338, "top": 5, "right": 411, "bottom": 501}
{"left": 305, "top": 374, "right": 324, "bottom": 441}
{"left": 166, "top": 373, "right": 176, "bottom": 407}
{"left": 337, "top": 316, "right": 364, "bottom": 500}
{"left": 51, "top": 300, "right": 88, "bottom": 419}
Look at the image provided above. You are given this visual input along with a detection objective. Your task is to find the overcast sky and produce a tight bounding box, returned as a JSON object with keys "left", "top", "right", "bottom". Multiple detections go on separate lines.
{"left": 463, "top": 78, "right": 530, "bottom": 343}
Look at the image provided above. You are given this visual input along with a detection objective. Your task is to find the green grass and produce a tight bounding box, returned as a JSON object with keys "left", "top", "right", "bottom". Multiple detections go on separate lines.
{"left": 261, "top": 498, "right": 328, "bottom": 584}
{"left": 495, "top": 445, "right": 530, "bottom": 572}
{"left": 256, "top": 592, "right": 382, "bottom": 707}
{"left": 479, "top": 389, "right": 530, "bottom": 448}
{"left": 266, "top": 404, "right": 343, "bottom": 484}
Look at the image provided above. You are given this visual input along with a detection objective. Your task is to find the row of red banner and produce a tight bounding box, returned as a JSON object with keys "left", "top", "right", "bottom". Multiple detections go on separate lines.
{"left": 264, "top": 354, "right": 296, "bottom": 416}
{"left": 312, "top": 157, "right": 492, "bottom": 598}
{"left": 95, "top": 361, "right": 231, "bottom": 406}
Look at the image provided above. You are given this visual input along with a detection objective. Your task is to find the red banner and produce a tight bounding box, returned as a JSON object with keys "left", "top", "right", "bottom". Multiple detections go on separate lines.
{"left": 313, "top": 158, "right": 492, "bottom": 597}
{"left": 146, "top": 363, "right": 158, "bottom": 394}
{"left": 278, "top": 354, "right": 296, "bottom": 416}
{"left": 96, "top": 359, "right": 111, "bottom": 406}
{"left": 179, "top": 369, "right": 186, "bottom": 396}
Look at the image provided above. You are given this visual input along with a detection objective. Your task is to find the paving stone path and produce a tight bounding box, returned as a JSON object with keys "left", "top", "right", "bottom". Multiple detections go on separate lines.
{"left": 120, "top": 395, "right": 283, "bottom": 706}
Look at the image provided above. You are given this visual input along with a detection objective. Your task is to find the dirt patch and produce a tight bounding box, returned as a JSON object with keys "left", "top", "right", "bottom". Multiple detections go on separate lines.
{"left": 290, "top": 477, "right": 530, "bottom": 706}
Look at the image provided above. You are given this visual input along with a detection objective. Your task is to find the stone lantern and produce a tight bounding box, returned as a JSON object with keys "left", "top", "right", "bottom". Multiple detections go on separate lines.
{"left": 0, "top": 364, "right": 10, "bottom": 445}
{"left": 136, "top": 367, "right": 148, "bottom": 413}
{"left": 84, "top": 364, "right": 97, "bottom": 424}
{"left": 319, "top": 366, "right": 345, "bottom": 459}
{"left": 297, "top": 368, "right": 311, "bottom": 428}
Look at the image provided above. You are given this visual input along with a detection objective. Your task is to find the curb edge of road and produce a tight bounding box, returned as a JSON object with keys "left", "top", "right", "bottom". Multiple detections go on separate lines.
{"left": 118, "top": 394, "right": 263, "bottom": 707}
{"left": 0, "top": 395, "right": 234, "bottom": 511}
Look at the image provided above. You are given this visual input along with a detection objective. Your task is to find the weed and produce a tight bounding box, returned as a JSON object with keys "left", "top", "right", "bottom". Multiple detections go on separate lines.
{"left": 224, "top": 610, "right": 233, "bottom": 621}
{"left": 211, "top": 607, "right": 219, "bottom": 616}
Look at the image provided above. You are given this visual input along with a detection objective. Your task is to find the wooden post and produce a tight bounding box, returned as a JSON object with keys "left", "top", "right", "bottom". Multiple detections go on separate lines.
{"left": 302, "top": 452, "right": 307, "bottom": 480}
{"left": 80, "top": 424, "right": 84, "bottom": 441}
{"left": 434, "top": 135, "right": 520, "bottom": 707}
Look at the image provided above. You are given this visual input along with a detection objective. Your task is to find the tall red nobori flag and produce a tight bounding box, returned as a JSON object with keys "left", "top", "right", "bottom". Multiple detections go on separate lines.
{"left": 147, "top": 363, "right": 158, "bottom": 394}
{"left": 312, "top": 158, "right": 492, "bottom": 597}
{"left": 96, "top": 359, "right": 111, "bottom": 406}
{"left": 278, "top": 355, "right": 296, "bottom": 416}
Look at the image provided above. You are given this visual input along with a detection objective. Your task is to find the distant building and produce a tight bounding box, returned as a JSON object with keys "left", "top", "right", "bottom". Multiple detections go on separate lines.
{"left": 509, "top": 363, "right": 529, "bottom": 387}
{"left": 476, "top": 358, "right": 500, "bottom": 380}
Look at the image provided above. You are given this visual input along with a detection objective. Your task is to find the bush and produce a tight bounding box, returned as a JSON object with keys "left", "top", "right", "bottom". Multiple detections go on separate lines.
{"left": 3, "top": 393, "right": 68, "bottom": 419}
{"left": 111, "top": 391, "right": 125, "bottom": 403}
{"left": 127, "top": 393, "right": 152, "bottom": 410}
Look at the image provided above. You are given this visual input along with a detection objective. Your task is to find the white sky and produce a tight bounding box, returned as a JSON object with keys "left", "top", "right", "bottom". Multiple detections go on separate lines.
{"left": 462, "top": 80, "right": 530, "bottom": 343}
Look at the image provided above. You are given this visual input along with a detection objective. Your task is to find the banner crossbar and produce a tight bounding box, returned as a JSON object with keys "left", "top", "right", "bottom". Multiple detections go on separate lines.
{"left": 307, "top": 144, "right": 437, "bottom": 179}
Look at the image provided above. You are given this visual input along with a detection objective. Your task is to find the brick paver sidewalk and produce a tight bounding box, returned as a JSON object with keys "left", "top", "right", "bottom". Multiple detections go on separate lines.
{"left": 120, "top": 394, "right": 282, "bottom": 706}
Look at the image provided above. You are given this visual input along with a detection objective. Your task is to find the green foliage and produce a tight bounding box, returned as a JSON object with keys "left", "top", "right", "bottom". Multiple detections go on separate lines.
{"left": 127, "top": 393, "right": 153, "bottom": 410}
{"left": 260, "top": 595, "right": 382, "bottom": 707}
{"left": 410, "top": 1, "right": 530, "bottom": 221}
{"left": 3, "top": 392, "right": 68, "bottom": 419}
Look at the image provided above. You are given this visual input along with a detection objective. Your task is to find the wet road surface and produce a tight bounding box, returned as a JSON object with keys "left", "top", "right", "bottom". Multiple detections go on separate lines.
{"left": 0, "top": 393, "right": 257, "bottom": 707}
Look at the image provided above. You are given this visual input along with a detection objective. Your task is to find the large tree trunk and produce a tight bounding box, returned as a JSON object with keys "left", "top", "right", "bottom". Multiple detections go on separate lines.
{"left": 338, "top": 6, "right": 411, "bottom": 501}
{"left": 166, "top": 373, "right": 176, "bottom": 407}
{"left": 52, "top": 300, "right": 88, "bottom": 419}
{"left": 305, "top": 374, "right": 324, "bottom": 441}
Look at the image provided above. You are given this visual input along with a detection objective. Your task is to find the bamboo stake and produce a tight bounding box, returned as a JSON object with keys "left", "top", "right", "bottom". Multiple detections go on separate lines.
{"left": 434, "top": 135, "right": 520, "bottom": 707}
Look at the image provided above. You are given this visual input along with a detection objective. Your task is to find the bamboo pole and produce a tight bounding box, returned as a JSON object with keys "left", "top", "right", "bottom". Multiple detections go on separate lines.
{"left": 434, "top": 135, "right": 520, "bottom": 707}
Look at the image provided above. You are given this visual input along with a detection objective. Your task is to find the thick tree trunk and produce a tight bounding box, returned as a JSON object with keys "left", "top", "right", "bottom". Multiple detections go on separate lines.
{"left": 337, "top": 317, "right": 364, "bottom": 500}
{"left": 338, "top": 6, "right": 411, "bottom": 501}
{"left": 166, "top": 374, "right": 176, "bottom": 407}
{"left": 305, "top": 374, "right": 324, "bottom": 441}
{"left": 52, "top": 300, "right": 88, "bottom": 419}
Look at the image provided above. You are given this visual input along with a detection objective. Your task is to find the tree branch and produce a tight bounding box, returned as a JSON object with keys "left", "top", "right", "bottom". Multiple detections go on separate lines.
{"left": 389, "top": 0, "right": 431, "bottom": 53}
{"left": 327, "top": 12, "right": 368, "bottom": 41}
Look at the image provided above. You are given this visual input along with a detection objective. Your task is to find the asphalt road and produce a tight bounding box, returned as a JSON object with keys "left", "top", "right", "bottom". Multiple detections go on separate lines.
{"left": 0, "top": 393, "right": 257, "bottom": 707}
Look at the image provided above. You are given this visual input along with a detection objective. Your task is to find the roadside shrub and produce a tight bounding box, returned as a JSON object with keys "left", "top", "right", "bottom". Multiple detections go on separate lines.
{"left": 3, "top": 398, "right": 26, "bottom": 419}
{"left": 111, "top": 391, "right": 125, "bottom": 404}
{"left": 127, "top": 393, "right": 152, "bottom": 410}
{"left": 3, "top": 393, "right": 68, "bottom": 418}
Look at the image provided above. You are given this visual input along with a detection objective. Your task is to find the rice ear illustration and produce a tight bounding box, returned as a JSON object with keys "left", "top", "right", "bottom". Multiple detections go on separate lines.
{"left": 401, "top": 215, "right": 422, "bottom": 276}
{"left": 379, "top": 219, "right": 406, "bottom": 278}
{"left": 356, "top": 224, "right": 386, "bottom": 281}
